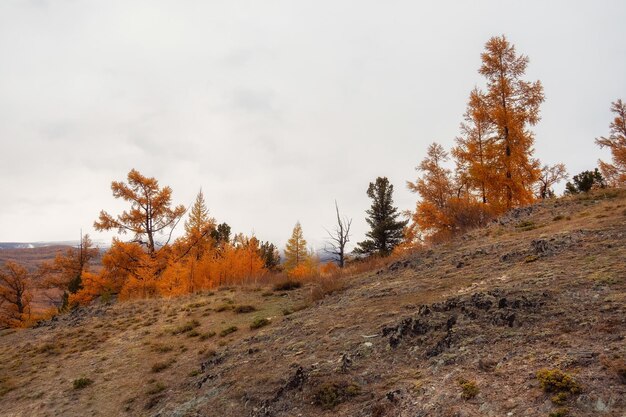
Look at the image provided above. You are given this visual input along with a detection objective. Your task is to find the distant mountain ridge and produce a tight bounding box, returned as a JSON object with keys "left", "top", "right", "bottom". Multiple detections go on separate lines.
{"left": 0, "top": 241, "right": 79, "bottom": 250}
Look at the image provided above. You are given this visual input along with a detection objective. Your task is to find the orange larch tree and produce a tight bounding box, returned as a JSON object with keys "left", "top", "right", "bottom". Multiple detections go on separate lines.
{"left": 479, "top": 35, "right": 544, "bottom": 210}
{"left": 0, "top": 261, "right": 33, "bottom": 328}
{"left": 596, "top": 99, "right": 626, "bottom": 187}
{"left": 452, "top": 87, "right": 498, "bottom": 206}
{"left": 408, "top": 143, "right": 456, "bottom": 241}
{"left": 94, "top": 169, "right": 186, "bottom": 255}
{"left": 41, "top": 234, "right": 99, "bottom": 311}
{"left": 283, "top": 222, "right": 309, "bottom": 271}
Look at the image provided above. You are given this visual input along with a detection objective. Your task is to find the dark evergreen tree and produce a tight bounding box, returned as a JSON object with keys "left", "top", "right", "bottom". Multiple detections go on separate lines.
{"left": 211, "top": 222, "right": 232, "bottom": 245}
{"left": 354, "top": 177, "right": 408, "bottom": 257}
{"left": 565, "top": 169, "right": 606, "bottom": 194}
{"left": 258, "top": 241, "right": 280, "bottom": 271}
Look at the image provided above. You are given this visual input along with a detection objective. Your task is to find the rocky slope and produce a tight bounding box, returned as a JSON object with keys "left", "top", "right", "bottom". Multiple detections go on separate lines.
{"left": 1, "top": 190, "right": 625, "bottom": 417}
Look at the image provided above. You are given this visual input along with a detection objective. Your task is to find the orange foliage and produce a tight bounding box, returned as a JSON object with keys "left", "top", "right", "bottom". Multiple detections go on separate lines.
{"left": 596, "top": 99, "right": 626, "bottom": 187}
{"left": 94, "top": 169, "right": 185, "bottom": 255}
{"left": 0, "top": 261, "right": 33, "bottom": 328}
{"left": 478, "top": 35, "right": 544, "bottom": 209}
{"left": 320, "top": 261, "right": 340, "bottom": 278}
{"left": 69, "top": 272, "right": 112, "bottom": 307}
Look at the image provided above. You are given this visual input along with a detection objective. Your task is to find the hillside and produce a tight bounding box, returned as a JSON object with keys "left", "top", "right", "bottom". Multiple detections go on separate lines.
{"left": 0, "top": 245, "right": 73, "bottom": 270}
{"left": 0, "top": 190, "right": 625, "bottom": 417}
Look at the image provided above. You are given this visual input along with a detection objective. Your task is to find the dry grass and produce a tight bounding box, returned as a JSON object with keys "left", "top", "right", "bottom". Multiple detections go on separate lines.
{"left": 1, "top": 189, "right": 624, "bottom": 416}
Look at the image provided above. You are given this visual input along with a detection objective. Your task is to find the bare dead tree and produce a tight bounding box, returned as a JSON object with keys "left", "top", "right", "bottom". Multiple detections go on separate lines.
{"left": 324, "top": 201, "right": 352, "bottom": 268}
{"left": 537, "top": 163, "right": 568, "bottom": 199}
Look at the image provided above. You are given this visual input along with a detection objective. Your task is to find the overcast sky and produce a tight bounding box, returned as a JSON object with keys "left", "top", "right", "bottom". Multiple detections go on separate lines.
{"left": 1, "top": 1, "right": 625, "bottom": 250}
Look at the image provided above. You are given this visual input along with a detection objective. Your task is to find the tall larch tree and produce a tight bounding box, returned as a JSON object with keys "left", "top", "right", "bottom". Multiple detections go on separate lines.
{"left": 596, "top": 99, "right": 626, "bottom": 187}
{"left": 94, "top": 169, "right": 186, "bottom": 255}
{"left": 479, "top": 35, "right": 544, "bottom": 210}
{"left": 284, "top": 222, "right": 309, "bottom": 271}
{"left": 41, "top": 233, "right": 99, "bottom": 311}
{"left": 408, "top": 143, "right": 456, "bottom": 241}
{"left": 184, "top": 189, "right": 216, "bottom": 260}
{"left": 355, "top": 177, "right": 408, "bottom": 257}
{"left": 452, "top": 87, "right": 498, "bottom": 204}
{"left": 0, "top": 261, "right": 32, "bottom": 328}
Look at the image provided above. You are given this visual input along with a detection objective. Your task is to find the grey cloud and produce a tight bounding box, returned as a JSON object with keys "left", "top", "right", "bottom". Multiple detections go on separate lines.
{"left": 1, "top": 1, "right": 625, "bottom": 247}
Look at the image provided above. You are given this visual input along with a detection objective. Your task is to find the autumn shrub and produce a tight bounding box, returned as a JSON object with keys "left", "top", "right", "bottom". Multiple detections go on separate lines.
{"left": 250, "top": 317, "right": 270, "bottom": 329}
{"left": 215, "top": 304, "right": 233, "bottom": 312}
{"left": 320, "top": 261, "right": 341, "bottom": 278}
{"left": 288, "top": 263, "right": 319, "bottom": 279}
{"left": 73, "top": 377, "right": 93, "bottom": 389}
{"left": 273, "top": 280, "right": 302, "bottom": 291}
{"left": 536, "top": 369, "right": 581, "bottom": 394}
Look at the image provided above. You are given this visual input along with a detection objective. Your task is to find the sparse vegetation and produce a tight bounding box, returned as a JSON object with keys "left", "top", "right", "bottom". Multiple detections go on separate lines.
{"left": 536, "top": 369, "right": 581, "bottom": 394}
{"left": 146, "top": 382, "right": 166, "bottom": 396}
{"left": 551, "top": 392, "right": 568, "bottom": 405}
{"left": 250, "top": 317, "right": 270, "bottom": 329}
{"left": 72, "top": 378, "right": 93, "bottom": 390}
{"left": 234, "top": 305, "right": 256, "bottom": 314}
{"left": 219, "top": 326, "right": 238, "bottom": 337}
{"left": 151, "top": 360, "right": 172, "bottom": 373}
{"left": 313, "top": 381, "right": 361, "bottom": 410}
{"left": 199, "top": 331, "right": 216, "bottom": 341}
{"left": 548, "top": 408, "right": 569, "bottom": 417}
{"left": 171, "top": 320, "right": 200, "bottom": 335}
{"left": 458, "top": 378, "right": 479, "bottom": 400}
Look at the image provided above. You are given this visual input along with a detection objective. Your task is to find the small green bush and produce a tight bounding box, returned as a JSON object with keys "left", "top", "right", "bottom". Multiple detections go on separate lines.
{"left": 273, "top": 280, "right": 302, "bottom": 291}
{"left": 536, "top": 369, "right": 581, "bottom": 394}
{"left": 549, "top": 408, "right": 569, "bottom": 417}
{"left": 73, "top": 378, "right": 93, "bottom": 390}
{"left": 458, "top": 379, "right": 479, "bottom": 400}
{"left": 199, "top": 331, "right": 216, "bottom": 341}
{"left": 551, "top": 392, "right": 568, "bottom": 405}
{"left": 313, "top": 382, "right": 361, "bottom": 410}
{"left": 250, "top": 317, "right": 270, "bottom": 329}
{"left": 219, "top": 326, "right": 238, "bottom": 337}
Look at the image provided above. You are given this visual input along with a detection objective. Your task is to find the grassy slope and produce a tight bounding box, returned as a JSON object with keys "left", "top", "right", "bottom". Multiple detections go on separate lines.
{"left": 0, "top": 190, "right": 625, "bottom": 417}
